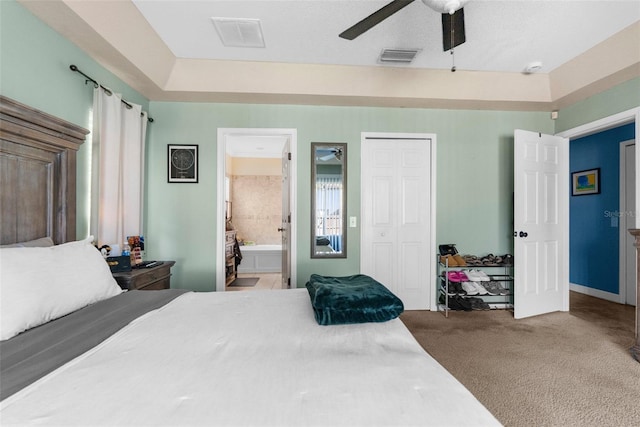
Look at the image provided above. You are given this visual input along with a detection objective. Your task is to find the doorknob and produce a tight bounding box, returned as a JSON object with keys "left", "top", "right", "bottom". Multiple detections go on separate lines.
{"left": 277, "top": 227, "right": 285, "bottom": 232}
{"left": 519, "top": 231, "right": 528, "bottom": 238}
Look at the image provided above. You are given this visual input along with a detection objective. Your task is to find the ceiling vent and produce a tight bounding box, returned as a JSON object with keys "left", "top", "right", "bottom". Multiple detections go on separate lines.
{"left": 378, "top": 48, "right": 421, "bottom": 64}
{"left": 211, "top": 18, "right": 265, "bottom": 48}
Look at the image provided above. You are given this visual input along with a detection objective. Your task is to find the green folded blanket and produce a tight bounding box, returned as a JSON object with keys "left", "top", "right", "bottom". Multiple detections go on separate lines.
{"left": 305, "top": 274, "right": 404, "bottom": 325}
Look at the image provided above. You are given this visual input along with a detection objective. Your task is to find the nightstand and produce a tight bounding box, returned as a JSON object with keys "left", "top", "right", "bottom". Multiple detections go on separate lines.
{"left": 112, "top": 261, "right": 175, "bottom": 291}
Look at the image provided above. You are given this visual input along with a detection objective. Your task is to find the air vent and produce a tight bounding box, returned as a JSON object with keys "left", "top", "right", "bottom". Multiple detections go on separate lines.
{"left": 378, "top": 48, "right": 420, "bottom": 64}
{"left": 212, "top": 18, "right": 265, "bottom": 48}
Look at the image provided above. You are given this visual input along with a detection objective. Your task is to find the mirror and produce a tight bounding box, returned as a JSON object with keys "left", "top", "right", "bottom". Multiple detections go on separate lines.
{"left": 311, "top": 143, "right": 347, "bottom": 258}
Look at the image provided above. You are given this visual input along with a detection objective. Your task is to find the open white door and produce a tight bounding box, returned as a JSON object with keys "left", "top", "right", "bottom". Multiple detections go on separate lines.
{"left": 281, "top": 141, "right": 291, "bottom": 289}
{"left": 514, "top": 130, "right": 569, "bottom": 319}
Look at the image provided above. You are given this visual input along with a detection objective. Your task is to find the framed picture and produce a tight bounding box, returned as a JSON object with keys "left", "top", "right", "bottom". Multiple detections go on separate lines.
{"left": 571, "top": 168, "right": 600, "bottom": 196}
{"left": 168, "top": 144, "right": 198, "bottom": 183}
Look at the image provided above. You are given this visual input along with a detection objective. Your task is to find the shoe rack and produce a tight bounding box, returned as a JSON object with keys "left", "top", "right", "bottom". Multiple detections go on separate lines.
{"left": 437, "top": 255, "right": 514, "bottom": 317}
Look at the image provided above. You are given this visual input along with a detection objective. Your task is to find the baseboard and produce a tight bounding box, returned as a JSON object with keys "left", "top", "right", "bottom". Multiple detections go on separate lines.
{"left": 570, "top": 283, "right": 622, "bottom": 303}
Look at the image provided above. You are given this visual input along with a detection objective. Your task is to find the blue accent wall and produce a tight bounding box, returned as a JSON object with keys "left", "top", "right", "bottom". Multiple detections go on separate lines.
{"left": 569, "top": 123, "right": 635, "bottom": 294}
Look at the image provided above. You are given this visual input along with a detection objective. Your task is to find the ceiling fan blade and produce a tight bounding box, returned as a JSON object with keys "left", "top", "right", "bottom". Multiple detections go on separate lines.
{"left": 442, "top": 7, "right": 465, "bottom": 51}
{"left": 339, "top": 0, "right": 416, "bottom": 40}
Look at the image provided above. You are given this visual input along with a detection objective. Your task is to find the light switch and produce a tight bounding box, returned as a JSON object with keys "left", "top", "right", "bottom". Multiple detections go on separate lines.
{"left": 350, "top": 216, "right": 357, "bottom": 227}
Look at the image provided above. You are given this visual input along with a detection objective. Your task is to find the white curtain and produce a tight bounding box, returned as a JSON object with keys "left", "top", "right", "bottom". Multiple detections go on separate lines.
{"left": 90, "top": 87, "right": 147, "bottom": 247}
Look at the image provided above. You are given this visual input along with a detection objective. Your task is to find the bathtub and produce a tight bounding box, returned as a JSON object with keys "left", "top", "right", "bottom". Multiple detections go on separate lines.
{"left": 237, "top": 245, "right": 282, "bottom": 273}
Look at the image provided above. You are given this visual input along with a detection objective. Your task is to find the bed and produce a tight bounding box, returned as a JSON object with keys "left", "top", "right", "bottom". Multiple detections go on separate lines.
{"left": 0, "top": 96, "right": 500, "bottom": 426}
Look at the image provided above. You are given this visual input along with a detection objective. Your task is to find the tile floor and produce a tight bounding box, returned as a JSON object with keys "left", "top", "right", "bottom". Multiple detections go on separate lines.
{"left": 226, "top": 272, "right": 283, "bottom": 291}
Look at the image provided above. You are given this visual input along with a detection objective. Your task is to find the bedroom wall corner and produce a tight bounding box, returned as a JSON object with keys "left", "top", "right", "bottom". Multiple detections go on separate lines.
{"left": 554, "top": 77, "right": 640, "bottom": 133}
{"left": 1, "top": 0, "right": 150, "bottom": 241}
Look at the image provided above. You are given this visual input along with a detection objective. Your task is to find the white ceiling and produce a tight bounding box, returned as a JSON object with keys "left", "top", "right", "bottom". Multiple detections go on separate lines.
{"left": 131, "top": 0, "right": 640, "bottom": 74}
{"left": 19, "top": 0, "right": 640, "bottom": 111}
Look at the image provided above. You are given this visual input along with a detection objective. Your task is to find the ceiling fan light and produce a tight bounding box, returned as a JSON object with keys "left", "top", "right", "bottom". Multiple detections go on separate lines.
{"left": 421, "top": 0, "right": 468, "bottom": 14}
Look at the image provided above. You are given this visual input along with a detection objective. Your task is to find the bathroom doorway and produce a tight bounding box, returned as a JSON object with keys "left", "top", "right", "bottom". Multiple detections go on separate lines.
{"left": 216, "top": 128, "right": 297, "bottom": 292}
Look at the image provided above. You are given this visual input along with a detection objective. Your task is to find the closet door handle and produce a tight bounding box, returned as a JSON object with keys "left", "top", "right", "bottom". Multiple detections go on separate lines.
{"left": 519, "top": 231, "right": 528, "bottom": 238}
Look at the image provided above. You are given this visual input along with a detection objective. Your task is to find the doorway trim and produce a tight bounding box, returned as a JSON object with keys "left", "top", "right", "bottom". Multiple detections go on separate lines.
{"left": 557, "top": 107, "right": 640, "bottom": 305}
{"left": 620, "top": 139, "right": 635, "bottom": 305}
{"left": 216, "top": 128, "right": 298, "bottom": 292}
{"left": 557, "top": 108, "right": 640, "bottom": 227}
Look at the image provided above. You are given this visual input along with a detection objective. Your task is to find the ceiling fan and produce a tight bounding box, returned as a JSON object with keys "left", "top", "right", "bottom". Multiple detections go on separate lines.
{"left": 317, "top": 148, "right": 343, "bottom": 162}
{"left": 339, "top": 0, "right": 468, "bottom": 52}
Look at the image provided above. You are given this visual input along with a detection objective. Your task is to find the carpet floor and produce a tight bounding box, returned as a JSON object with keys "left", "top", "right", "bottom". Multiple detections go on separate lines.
{"left": 400, "top": 292, "right": 640, "bottom": 427}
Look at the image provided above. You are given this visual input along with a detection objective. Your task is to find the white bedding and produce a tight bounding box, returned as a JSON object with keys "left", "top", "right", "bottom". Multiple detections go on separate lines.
{"left": 1, "top": 289, "right": 500, "bottom": 426}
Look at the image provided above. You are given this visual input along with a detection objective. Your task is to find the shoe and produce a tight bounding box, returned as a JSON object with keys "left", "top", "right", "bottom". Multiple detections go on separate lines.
{"left": 463, "top": 269, "right": 479, "bottom": 281}
{"left": 440, "top": 294, "right": 463, "bottom": 311}
{"left": 440, "top": 255, "right": 458, "bottom": 267}
{"left": 482, "top": 281, "right": 501, "bottom": 295}
{"left": 462, "top": 255, "right": 482, "bottom": 266}
{"left": 464, "top": 269, "right": 489, "bottom": 282}
{"left": 447, "top": 271, "right": 469, "bottom": 283}
{"left": 452, "top": 281, "right": 467, "bottom": 295}
{"left": 472, "top": 282, "right": 489, "bottom": 295}
{"left": 502, "top": 254, "right": 514, "bottom": 266}
{"left": 467, "top": 297, "right": 491, "bottom": 310}
{"left": 473, "top": 270, "right": 491, "bottom": 281}
{"left": 452, "top": 254, "right": 467, "bottom": 266}
{"left": 442, "top": 280, "right": 459, "bottom": 296}
{"left": 453, "top": 295, "right": 473, "bottom": 311}
{"left": 481, "top": 254, "right": 500, "bottom": 266}
{"left": 461, "top": 281, "right": 478, "bottom": 296}
{"left": 495, "top": 281, "right": 510, "bottom": 295}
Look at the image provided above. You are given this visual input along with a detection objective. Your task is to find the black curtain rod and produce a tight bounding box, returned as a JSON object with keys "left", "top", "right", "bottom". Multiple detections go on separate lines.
{"left": 69, "top": 65, "right": 154, "bottom": 123}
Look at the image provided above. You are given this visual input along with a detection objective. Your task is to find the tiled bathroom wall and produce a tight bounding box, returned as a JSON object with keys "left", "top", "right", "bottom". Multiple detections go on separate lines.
{"left": 231, "top": 175, "right": 282, "bottom": 245}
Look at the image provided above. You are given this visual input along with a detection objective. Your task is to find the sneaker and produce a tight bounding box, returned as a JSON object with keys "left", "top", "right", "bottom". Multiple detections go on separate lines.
{"left": 461, "top": 281, "right": 479, "bottom": 296}
{"left": 453, "top": 281, "right": 467, "bottom": 296}
{"left": 453, "top": 295, "right": 473, "bottom": 311}
{"left": 467, "top": 297, "right": 491, "bottom": 310}
{"left": 474, "top": 270, "right": 491, "bottom": 281}
{"left": 472, "top": 282, "right": 489, "bottom": 295}
{"left": 463, "top": 269, "right": 479, "bottom": 281}
{"left": 464, "top": 269, "right": 489, "bottom": 282}
{"left": 495, "top": 281, "right": 510, "bottom": 295}
{"left": 445, "top": 281, "right": 466, "bottom": 295}
{"left": 441, "top": 279, "right": 457, "bottom": 296}
{"left": 482, "top": 281, "right": 501, "bottom": 295}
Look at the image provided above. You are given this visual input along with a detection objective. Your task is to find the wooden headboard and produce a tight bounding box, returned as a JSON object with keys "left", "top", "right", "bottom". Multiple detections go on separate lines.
{"left": 0, "top": 96, "right": 88, "bottom": 245}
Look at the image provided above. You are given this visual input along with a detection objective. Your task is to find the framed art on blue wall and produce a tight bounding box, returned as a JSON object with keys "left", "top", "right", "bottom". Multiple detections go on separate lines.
{"left": 168, "top": 144, "right": 198, "bottom": 183}
{"left": 571, "top": 168, "right": 600, "bottom": 196}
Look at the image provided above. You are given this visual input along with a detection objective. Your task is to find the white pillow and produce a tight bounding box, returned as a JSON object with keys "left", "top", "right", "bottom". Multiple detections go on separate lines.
{"left": 0, "top": 236, "right": 123, "bottom": 340}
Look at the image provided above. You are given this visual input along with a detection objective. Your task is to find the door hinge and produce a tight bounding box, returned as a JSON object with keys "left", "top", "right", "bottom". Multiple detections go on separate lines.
{"left": 287, "top": 277, "right": 291, "bottom": 288}
{"left": 288, "top": 152, "right": 292, "bottom": 161}
{"left": 287, "top": 213, "right": 291, "bottom": 223}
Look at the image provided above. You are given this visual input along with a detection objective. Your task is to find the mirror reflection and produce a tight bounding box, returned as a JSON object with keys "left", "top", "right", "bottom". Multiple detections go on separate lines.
{"left": 311, "top": 143, "right": 347, "bottom": 258}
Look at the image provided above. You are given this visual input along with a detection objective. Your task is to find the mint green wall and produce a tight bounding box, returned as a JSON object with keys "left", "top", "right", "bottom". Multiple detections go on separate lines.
{"left": 147, "top": 102, "right": 553, "bottom": 290}
{"left": 7, "top": 0, "right": 637, "bottom": 294}
{"left": 555, "top": 77, "right": 640, "bottom": 132}
{"left": 0, "top": 0, "right": 149, "bottom": 239}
